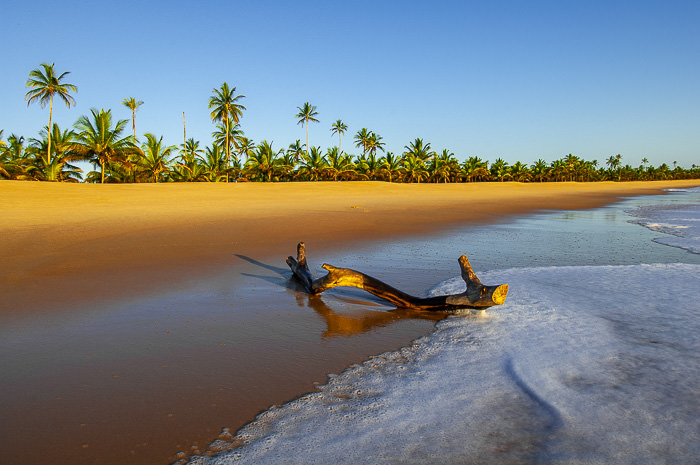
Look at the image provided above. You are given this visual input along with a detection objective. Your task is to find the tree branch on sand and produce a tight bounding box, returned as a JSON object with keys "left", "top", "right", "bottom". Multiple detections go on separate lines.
{"left": 286, "top": 242, "right": 508, "bottom": 311}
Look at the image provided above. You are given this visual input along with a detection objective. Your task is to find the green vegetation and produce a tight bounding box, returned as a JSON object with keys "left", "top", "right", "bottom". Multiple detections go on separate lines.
{"left": 2, "top": 63, "right": 698, "bottom": 183}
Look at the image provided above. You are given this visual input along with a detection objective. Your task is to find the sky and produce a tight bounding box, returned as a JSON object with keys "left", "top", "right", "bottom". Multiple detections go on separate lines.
{"left": 1, "top": 0, "right": 699, "bottom": 168}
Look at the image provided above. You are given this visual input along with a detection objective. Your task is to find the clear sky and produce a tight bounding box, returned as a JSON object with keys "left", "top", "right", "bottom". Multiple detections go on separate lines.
{"left": 2, "top": 0, "right": 699, "bottom": 168}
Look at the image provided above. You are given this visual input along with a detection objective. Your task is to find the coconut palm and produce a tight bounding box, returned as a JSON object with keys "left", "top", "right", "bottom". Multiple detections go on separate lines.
{"left": 326, "top": 147, "right": 356, "bottom": 181}
{"left": 330, "top": 120, "right": 348, "bottom": 155}
{"left": 509, "top": 161, "right": 530, "bottom": 182}
{"left": 366, "top": 132, "right": 385, "bottom": 156}
{"left": 212, "top": 122, "right": 243, "bottom": 160}
{"left": 380, "top": 152, "right": 402, "bottom": 182}
{"left": 245, "top": 140, "right": 283, "bottom": 182}
{"left": 295, "top": 102, "right": 319, "bottom": 157}
{"left": 138, "top": 133, "right": 175, "bottom": 182}
{"left": 72, "top": 108, "right": 139, "bottom": 183}
{"left": 121, "top": 97, "right": 144, "bottom": 142}
{"left": 404, "top": 138, "right": 434, "bottom": 162}
{"left": 287, "top": 139, "right": 305, "bottom": 166}
{"left": 209, "top": 82, "right": 246, "bottom": 182}
{"left": 354, "top": 128, "right": 372, "bottom": 156}
{"left": 356, "top": 153, "right": 382, "bottom": 180}
{"left": 0, "top": 134, "right": 32, "bottom": 180}
{"left": 490, "top": 158, "right": 510, "bottom": 182}
{"left": 25, "top": 63, "right": 77, "bottom": 167}
{"left": 298, "top": 146, "right": 328, "bottom": 181}
{"left": 29, "top": 124, "right": 81, "bottom": 181}
{"left": 401, "top": 153, "right": 428, "bottom": 183}
{"left": 530, "top": 159, "right": 549, "bottom": 182}
{"left": 237, "top": 136, "right": 255, "bottom": 165}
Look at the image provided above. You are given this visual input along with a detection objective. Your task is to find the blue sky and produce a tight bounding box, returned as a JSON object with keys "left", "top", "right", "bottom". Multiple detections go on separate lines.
{"left": 2, "top": 0, "right": 699, "bottom": 168}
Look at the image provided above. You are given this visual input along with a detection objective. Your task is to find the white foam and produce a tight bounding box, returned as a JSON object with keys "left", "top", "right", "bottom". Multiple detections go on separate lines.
{"left": 627, "top": 203, "right": 700, "bottom": 254}
{"left": 187, "top": 263, "right": 700, "bottom": 464}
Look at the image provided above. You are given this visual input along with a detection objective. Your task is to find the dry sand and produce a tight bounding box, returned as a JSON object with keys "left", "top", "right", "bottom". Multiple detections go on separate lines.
{"left": 2, "top": 179, "right": 699, "bottom": 315}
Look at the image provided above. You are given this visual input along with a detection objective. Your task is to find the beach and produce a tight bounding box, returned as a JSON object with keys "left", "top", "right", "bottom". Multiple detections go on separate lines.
{"left": 1, "top": 180, "right": 699, "bottom": 465}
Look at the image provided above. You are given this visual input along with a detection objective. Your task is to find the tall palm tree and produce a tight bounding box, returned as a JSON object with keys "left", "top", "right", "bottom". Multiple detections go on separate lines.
{"left": 330, "top": 120, "right": 348, "bottom": 155}
{"left": 72, "top": 108, "right": 139, "bottom": 183}
{"left": 121, "top": 97, "right": 144, "bottom": 142}
{"left": 209, "top": 82, "right": 246, "bottom": 182}
{"left": 295, "top": 102, "right": 319, "bottom": 157}
{"left": 25, "top": 63, "right": 77, "bottom": 167}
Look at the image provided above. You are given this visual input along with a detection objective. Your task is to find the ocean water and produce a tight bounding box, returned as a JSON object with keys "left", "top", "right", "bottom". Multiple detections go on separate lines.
{"left": 187, "top": 187, "right": 700, "bottom": 465}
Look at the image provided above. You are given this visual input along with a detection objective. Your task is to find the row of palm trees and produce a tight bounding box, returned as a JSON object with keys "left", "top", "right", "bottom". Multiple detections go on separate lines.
{"left": 2, "top": 63, "right": 698, "bottom": 183}
{"left": 3, "top": 123, "right": 697, "bottom": 183}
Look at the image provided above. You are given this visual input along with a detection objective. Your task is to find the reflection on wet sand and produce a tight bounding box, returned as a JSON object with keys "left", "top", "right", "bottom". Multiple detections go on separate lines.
{"left": 296, "top": 292, "right": 446, "bottom": 338}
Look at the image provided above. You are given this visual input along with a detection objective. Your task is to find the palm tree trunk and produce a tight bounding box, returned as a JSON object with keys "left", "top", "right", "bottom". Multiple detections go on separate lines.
{"left": 101, "top": 161, "right": 105, "bottom": 184}
{"left": 132, "top": 109, "right": 136, "bottom": 142}
{"left": 306, "top": 120, "right": 309, "bottom": 157}
{"left": 47, "top": 93, "right": 53, "bottom": 167}
{"left": 225, "top": 116, "right": 230, "bottom": 183}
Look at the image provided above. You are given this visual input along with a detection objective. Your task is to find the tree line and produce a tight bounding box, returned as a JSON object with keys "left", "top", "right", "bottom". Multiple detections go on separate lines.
{"left": 2, "top": 63, "right": 698, "bottom": 183}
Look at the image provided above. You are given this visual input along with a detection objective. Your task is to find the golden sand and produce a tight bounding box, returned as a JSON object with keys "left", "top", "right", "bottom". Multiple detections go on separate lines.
{"left": 2, "top": 179, "right": 698, "bottom": 313}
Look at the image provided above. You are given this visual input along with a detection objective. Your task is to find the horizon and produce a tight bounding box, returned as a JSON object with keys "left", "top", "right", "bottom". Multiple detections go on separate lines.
{"left": 1, "top": 0, "right": 699, "bottom": 169}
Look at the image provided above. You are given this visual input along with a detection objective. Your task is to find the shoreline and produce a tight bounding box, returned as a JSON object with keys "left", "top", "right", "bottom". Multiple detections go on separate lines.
{"left": 2, "top": 180, "right": 699, "bottom": 465}
{"left": 2, "top": 180, "right": 699, "bottom": 316}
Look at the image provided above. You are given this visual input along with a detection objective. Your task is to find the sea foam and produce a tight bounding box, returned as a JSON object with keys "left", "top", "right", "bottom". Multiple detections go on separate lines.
{"left": 186, "top": 188, "right": 700, "bottom": 464}
{"left": 188, "top": 263, "right": 700, "bottom": 464}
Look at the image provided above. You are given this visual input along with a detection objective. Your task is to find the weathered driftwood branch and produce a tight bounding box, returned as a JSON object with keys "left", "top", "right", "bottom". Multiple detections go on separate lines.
{"left": 286, "top": 242, "right": 508, "bottom": 311}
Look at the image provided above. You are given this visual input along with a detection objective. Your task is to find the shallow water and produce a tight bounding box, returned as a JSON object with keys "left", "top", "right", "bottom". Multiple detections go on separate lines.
{"left": 3, "top": 188, "right": 699, "bottom": 465}
{"left": 187, "top": 188, "right": 700, "bottom": 464}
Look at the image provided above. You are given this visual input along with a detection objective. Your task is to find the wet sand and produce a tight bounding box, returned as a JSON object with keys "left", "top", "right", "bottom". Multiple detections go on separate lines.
{"left": 1, "top": 180, "right": 698, "bottom": 464}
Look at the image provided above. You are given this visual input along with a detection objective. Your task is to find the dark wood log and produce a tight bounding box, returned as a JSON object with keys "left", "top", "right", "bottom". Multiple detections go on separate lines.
{"left": 286, "top": 242, "right": 508, "bottom": 311}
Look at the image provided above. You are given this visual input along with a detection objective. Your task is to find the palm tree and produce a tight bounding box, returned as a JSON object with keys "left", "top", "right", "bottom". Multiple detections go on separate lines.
{"left": 121, "top": 97, "right": 144, "bottom": 142}
{"left": 202, "top": 145, "right": 227, "bottom": 182}
{"left": 366, "top": 132, "right": 385, "bottom": 156}
{"left": 287, "top": 139, "right": 305, "bottom": 166}
{"left": 72, "top": 108, "right": 139, "bottom": 183}
{"left": 245, "top": 140, "right": 283, "bottom": 182}
{"left": 404, "top": 138, "right": 434, "bottom": 162}
{"left": 530, "top": 159, "right": 549, "bottom": 182}
{"left": 212, "top": 122, "right": 243, "bottom": 160}
{"left": 326, "top": 147, "right": 356, "bottom": 181}
{"left": 298, "top": 146, "right": 328, "bottom": 181}
{"left": 139, "top": 133, "right": 175, "bottom": 182}
{"left": 295, "top": 102, "right": 319, "bottom": 157}
{"left": 25, "top": 63, "right": 77, "bottom": 167}
{"left": 330, "top": 120, "right": 348, "bottom": 155}
{"left": 490, "top": 158, "right": 510, "bottom": 182}
{"left": 461, "top": 156, "right": 489, "bottom": 182}
{"left": 29, "top": 124, "right": 81, "bottom": 181}
{"left": 380, "top": 152, "right": 402, "bottom": 182}
{"left": 0, "top": 134, "right": 32, "bottom": 180}
{"left": 354, "top": 128, "right": 372, "bottom": 156}
{"left": 237, "top": 136, "right": 255, "bottom": 164}
{"left": 401, "top": 153, "right": 428, "bottom": 183}
{"left": 209, "top": 82, "right": 246, "bottom": 182}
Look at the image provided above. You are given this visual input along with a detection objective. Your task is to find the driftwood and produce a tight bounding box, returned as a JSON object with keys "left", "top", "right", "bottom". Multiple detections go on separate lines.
{"left": 286, "top": 242, "right": 508, "bottom": 311}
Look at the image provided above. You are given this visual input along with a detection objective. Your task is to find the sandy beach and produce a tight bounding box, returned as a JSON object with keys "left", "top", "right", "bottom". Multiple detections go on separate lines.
{"left": 1, "top": 179, "right": 699, "bottom": 465}
{"left": 3, "top": 180, "right": 699, "bottom": 315}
